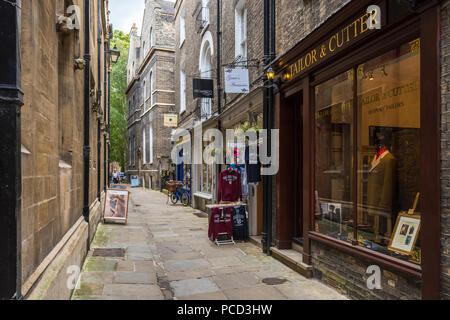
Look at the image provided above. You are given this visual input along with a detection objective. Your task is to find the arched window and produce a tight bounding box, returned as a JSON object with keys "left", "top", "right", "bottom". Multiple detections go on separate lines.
{"left": 199, "top": 32, "right": 214, "bottom": 121}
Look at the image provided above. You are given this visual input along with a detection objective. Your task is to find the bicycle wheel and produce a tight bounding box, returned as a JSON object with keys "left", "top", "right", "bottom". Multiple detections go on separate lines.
{"left": 170, "top": 192, "right": 178, "bottom": 205}
{"left": 181, "top": 192, "right": 190, "bottom": 207}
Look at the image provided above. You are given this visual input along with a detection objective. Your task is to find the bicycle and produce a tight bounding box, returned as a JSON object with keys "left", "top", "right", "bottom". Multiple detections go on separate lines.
{"left": 166, "top": 181, "right": 191, "bottom": 206}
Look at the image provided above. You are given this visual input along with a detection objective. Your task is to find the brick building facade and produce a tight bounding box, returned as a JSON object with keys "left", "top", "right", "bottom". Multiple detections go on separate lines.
{"left": 0, "top": 0, "right": 111, "bottom": 299}
{"left": 271, "top": 0, "right": 449, "bottom": 300}
{"left": 173, "top": 0, "right": 268, "bottom": 223}
{"left": 126, "top": 0, "right": 175, "bottom": 190}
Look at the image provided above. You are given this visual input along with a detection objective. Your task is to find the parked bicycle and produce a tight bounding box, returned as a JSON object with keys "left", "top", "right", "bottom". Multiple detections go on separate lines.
{"left": 165, "top": 181, "right": 191, "bottom": 206}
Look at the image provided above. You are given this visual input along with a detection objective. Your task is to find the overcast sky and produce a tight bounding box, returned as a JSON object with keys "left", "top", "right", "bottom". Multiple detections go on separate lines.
{"left": 109, "top": 0, "right": 175, "bottom": 34}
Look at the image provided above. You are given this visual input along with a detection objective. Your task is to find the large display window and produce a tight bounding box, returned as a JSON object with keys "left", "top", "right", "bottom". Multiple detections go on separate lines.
{"left": 315, "top": 39, "right": 421, "bottom": 266}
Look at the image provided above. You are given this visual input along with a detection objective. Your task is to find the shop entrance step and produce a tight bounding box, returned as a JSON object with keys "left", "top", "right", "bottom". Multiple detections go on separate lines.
{"left": 270, "top": 247, "right": 313, "bottom": 279}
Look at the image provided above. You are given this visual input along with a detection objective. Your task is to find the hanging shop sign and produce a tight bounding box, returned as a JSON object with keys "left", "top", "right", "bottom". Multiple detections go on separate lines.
{"left": 103, "top": 189, "right": 130, "bottom": 224}
{"left": 193, "top": 78, "right": 214, "bottom": 98}
{"left": 164, "top": 114, "right": 178, "bottom": 127}
{"left": 224, "top": 68, "right": 250, "bottom": 94}
{"left": 282, "top": 8, "right": 383, "bottom": 82}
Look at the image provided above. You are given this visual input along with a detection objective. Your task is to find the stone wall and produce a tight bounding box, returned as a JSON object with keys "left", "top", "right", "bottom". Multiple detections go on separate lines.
{"left": 441, "top": 0, "right": 450, "bottom": 301}
{"left": 127, "top": 0, "right": 175, "bottom": 189}
{"left": 20, "top": 0, "right": 109, "bottom": 294}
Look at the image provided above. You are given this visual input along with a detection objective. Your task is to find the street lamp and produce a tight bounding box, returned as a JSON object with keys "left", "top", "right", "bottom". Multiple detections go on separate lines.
{"left": 110, "top": 45, "right": 121, "bottom": 64}
{"left": 266, "top": 67, "right": 275, "bottom": 80}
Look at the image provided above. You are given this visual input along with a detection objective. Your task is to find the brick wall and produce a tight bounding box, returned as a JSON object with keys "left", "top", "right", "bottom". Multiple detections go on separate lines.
{"left": 441, "top": 0, "right": 450, "bottom": 300}
{"left": 275, "top": 0, "right": 350, "bottom": 57}
{"left": 311, "top": 241, "right": 421, "bottom": 300}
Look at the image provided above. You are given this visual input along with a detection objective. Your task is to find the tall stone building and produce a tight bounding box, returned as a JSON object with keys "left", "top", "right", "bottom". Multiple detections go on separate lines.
{"left": 0, "top": 0, "right": 111, "bottom": 299}
{"left": 126, "top": 0, "right": 176, "bottom": 190}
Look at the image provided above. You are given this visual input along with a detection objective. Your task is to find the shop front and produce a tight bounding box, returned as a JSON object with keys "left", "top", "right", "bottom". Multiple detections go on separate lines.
{"left": 220, "top": 92, "right": 264, "bottom": 237}
{"left": 273, "top": 0, "right": 441, "bottom": 299}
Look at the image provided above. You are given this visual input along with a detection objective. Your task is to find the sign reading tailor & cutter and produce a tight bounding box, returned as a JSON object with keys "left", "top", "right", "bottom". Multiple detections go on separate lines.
{"left": 224, "top": 68, "right": 250, "bottom": 94}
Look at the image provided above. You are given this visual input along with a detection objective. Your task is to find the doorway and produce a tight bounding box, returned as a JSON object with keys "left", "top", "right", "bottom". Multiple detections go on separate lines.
{"left": 276, "top": 89, "right": 303, "bottom": 250}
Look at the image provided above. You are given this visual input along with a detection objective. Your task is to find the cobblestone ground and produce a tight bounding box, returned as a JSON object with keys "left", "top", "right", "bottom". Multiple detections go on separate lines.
{"left": 72, "top": 188, "right": 347, "bottom": 300}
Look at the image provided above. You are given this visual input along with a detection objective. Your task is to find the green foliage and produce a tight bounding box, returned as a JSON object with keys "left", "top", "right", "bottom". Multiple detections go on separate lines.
{"left": 109, "top": 30, "right": 130, "bottom": 170}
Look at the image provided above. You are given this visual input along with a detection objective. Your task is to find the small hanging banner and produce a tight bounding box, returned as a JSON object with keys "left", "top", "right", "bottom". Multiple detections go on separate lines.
{"left": 224, "top": 68, "right": 249, "bottom": 94}
{"left": 193, "top": 78, "right": 214, "bottom": 98}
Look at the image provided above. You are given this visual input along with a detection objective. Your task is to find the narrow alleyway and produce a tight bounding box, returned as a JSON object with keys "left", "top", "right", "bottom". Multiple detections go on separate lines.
{"left": 72, "top": 188, "right": 347, "bottom": 300}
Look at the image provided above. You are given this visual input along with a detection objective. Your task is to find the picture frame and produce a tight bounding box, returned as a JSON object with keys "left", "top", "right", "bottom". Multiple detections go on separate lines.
{"left": 103, "top": 189, "right": 130, "bottom": 224}
{"left": 388, "top": 212, "right": 421, "bottom": 256}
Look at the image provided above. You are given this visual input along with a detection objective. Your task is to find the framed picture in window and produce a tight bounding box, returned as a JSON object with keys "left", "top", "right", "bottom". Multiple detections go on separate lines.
{"left": 388, "top": 212, "right": 421, "bottom": 255}
{"left": 103, "top": 189, "right": 130, "bottom": 224}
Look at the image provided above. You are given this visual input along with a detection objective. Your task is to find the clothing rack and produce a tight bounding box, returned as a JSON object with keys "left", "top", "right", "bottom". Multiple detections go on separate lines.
{"left": 206, "top": 202, "right": 247, "bottom": 209}
{"left": 207, "top": 202, "right": 247, "bottom": 246}
{"left": 214, "top": 233, "right": 236, "bottom": 246}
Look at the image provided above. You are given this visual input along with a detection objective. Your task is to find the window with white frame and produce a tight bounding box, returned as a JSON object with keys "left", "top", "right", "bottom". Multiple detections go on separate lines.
{"left": 133, "top": 136, "right": 136, "bottom": 165}
{"left": 149, "top": 125, "right": 153, "bottom": 164}
{"left": 199, "top": 33, "right": 213, "bottom": 121}
{"left": 235, "top": 0, "right": 247, "bottom": 59}
{"left": 149, "top": 72, "right": 153, "bottom": 109}
{"left": 143, "top": 81, "right": 147, "bottom": 113}
{"left": 180, "top": 69, "right": 186, "bottom": 114}
{"left": 142, "top": 127, "right": 146, "bottom": 164}
{"left": 150, "top": 27, "right": 154, "bottom": 48}
{"left": 202, "top": 0, "right": 210, "bottom": 27}
{"left": 180, "top": 8, "right": 186, "bottom": 47}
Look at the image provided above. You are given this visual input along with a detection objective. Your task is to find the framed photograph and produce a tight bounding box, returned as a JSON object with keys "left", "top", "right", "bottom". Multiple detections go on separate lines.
{"left": 103, "top": 189, "right": 130, "bottom": 224}
{"left": 388, "top": 212, "right": 421, "bottom": 255}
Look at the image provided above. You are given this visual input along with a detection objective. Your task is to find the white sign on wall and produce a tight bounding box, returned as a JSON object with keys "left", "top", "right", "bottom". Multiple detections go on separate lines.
{"left": 224, "top": 68, "right": 250, "bottom": 94}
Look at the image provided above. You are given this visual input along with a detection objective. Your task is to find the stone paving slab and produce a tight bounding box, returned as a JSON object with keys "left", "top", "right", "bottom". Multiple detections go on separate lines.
{"left": 171, "top": 278, "right": 220, "bottom": 298}
{"left": 114, "top": 272, "right": 157, "bottom": 285}
{"left": 223, "top": 285, "right": 288, "bottom": 300}
{"left": 103, "top": 284, "right": 163, "bottom": 297}
{"left": 72, "top": 188, "right": 348, "bottom": 301}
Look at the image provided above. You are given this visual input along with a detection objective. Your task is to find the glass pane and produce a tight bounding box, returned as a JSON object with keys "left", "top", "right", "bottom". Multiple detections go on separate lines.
{"left": 356, "top": 39, "right": 421, "bottom": 265}
{"left": 315, "top": 70, "right": 354, "bottom": 242}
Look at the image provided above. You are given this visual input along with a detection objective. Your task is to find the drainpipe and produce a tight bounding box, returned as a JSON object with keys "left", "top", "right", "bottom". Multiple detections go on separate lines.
{"left": 83, "top": 0, "right": 91, "bottom": 226}
{"left": 97, "top": 0, "right": 102, "bottom": 201}
{"left": 267, "top": 0, "right": 276, "bottom": 256}
{"left": 107, "top": 25, "right": 112, "bottom": 187}
{"left": 104, "top": 32, "right": 108, "bottom": 192}
{"left": 262, "top": 0, "right": 270, "bottom": 255}
{"left": 0, "top": 0, "right": 23, "bottom": 300}
{"left": 216, "top": 0, "right": 222, "bottom": 197}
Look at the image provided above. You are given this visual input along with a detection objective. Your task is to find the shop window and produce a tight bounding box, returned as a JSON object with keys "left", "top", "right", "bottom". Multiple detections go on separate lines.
{"left": 314, "top": 70, "right": 354, "bottom": 242}
{"left": 200, "top": 140, "right": 214, "bottom": 195}
{"left": 314, "top": 39, "right": 421, "bottom": 266}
